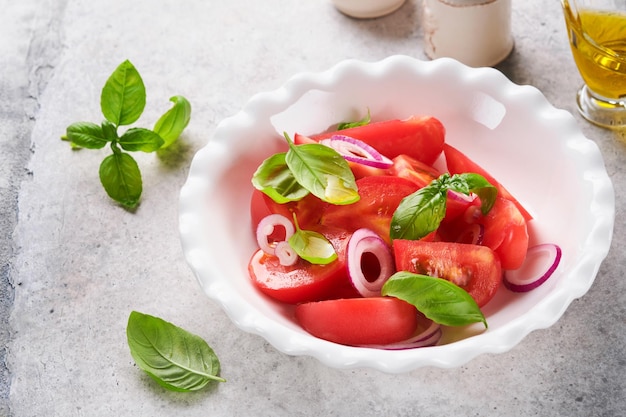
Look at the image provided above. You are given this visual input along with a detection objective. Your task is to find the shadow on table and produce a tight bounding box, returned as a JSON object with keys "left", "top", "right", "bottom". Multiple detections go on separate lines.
{"left": 334, "top": 0, "right": 420, "bottom": 41}
{"left": 156, "top": 134, "right": 194, "bottom": 171}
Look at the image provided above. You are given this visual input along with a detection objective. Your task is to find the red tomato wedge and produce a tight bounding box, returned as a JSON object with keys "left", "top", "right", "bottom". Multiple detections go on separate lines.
{"left": 248, "top": 226, "right": 359, "bottom": 304}
{"left": 443, "top": 143, "right": 533, "bottom": 221}
{"left": 393, "top": 240, "right": 502, "bottom": 307}
{"left": 320, "top": 176, "right": 420, "bottom": 243}
{"left": 387, "top": 154, "right": 441, "bottom": 188}
{"left": 295, "top": 115, "right": 446, "bottom": 166}
{"left": 295, "top": 297, "right": 419, "bottom": 346}
{"left": 250, "top": 188, "right": 327, "bottom": 232}
{"left": 480, "top": 197, "right": 529, "bottom": 270}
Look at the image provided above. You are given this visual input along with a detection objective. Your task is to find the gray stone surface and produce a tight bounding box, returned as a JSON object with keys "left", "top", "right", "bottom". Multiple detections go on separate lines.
{"left": 1, "top": 0, "right": 624, "bottom": 416}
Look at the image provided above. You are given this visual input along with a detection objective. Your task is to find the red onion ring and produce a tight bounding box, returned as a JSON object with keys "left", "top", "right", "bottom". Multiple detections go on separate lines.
{"left": 274, "top": 241, "right": 298, "bottom": 266}
{"left": 346, "top": 228, "right": 395, "bottom": 297}
{"left": 256, "top": 214, "right": 295, "bottom": 256}
{"left": 504, "top": 243, "right": 562, "bottom": 292}
{"left": 360, "top": 317, "right": 442, "bottom": 350}
{"left": 320, "top": 135, "right": 393, "bottom": 169}
{"left": 447, "top": 189, "right": 476, "bottom": 205}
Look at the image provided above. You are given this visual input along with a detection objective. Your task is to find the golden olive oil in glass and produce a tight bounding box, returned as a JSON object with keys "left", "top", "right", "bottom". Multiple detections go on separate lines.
{"left": 564, "top": 4, "right": 626, "bottom": 100}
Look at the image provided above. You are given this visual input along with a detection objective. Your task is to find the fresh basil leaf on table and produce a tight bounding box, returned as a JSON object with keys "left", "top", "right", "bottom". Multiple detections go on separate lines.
{"left": 153, "top": 95, "right": 192, "bottom": 148}
{"left": 62, "top": 59, "right": 191, "bottom": 209}
{"left": 126, "top": 311, "right": 225, "bottom": 392}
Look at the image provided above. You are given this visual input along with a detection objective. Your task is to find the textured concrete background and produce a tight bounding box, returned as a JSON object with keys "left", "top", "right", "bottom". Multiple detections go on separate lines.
{"left": 1, "top": 1, "right": 625, "bottom": 416}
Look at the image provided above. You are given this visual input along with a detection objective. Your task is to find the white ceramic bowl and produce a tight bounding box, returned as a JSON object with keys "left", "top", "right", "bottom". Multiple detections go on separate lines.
{"left": 179, "top": 56, "right": 614, "bottom": 372}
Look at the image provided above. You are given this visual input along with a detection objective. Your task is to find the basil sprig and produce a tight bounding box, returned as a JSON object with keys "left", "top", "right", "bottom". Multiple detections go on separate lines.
{"left": 252, "top": 133, "right": 359, "bottom": 205}
{"left": 382, "top": 272, "right": 487, "bottom": 328}
{"left": 63, "top": 60, "right": 190, "bottom": 209}
{"left": 390, "top": 173, "right": 497, "bottom": 241}
{"left": 127, "top": 311, "right": 225, "bottom": 392}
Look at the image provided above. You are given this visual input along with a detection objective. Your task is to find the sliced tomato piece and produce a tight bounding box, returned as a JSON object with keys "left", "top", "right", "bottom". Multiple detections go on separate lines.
{"left": 248, "top": 226, "right": 359, "bottom": 304}
{"left": 393, "top": 240, "right": 502, "bottom": 307}
{"left": 296, "top": 116, "right": 446, "bottom": 166}
{"left": 480, "top": 197, "right": 529, "bottom": 270}
{"left": 250, "top": 188, "right": 327, "bottom": 233}
{"left": 320, "top": 176, "right": 420, "bottom": 243}
{"left": 387, "top": 154, "right": 441, "bottom": 189}
{"left": 444, "top": 190, "right": 481, "bottom": 223}
{"left": 443, "top": 143, "right": 533, "bottom": 221}
{"left": 295, "top": 297, "right": 418, "bottom": 346}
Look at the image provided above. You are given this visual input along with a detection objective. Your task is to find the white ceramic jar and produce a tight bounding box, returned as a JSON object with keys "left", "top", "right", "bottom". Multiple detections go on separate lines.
{"left": 332, "top": 0, "right": 407, "bottom": 19}
{"left": 421, "top": 0, "right": 514, "bottom": 67}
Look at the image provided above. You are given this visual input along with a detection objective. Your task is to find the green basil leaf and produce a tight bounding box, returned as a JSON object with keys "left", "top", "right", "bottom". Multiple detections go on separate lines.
{"left": 153, "top": 95, "right": 191, "bottom": 148}
{"left": 101, "top": 60, "right": 146, "bottom": 126}
{"left": 66, "top": 122, "right": 108, "bottom": 149}
{"left": 101, "top": 120, "right": 119, "bottom": 142}
{"left": 118, "top": 128, "right": 165, "bottom": 152}
{"left": 99, "top": 151, "right": 142, "bottom": 208}
{"left": 251, "top": 152, "right": 309, "bottom": 203}
{"left": 284, "top": 134, "right": 359, "bottom": 205}
{"left": 337, "top": 109, "right": 371, "bottom": 130}
{"left": 390, "top": 183, "right": 447, "bottom": 240}
{"left": 126, "top": 311, "right": 225, "bottom": 392}
{"left": 288, "top": 218, "right": 337, "bottom": 264}
{"left": 382, "top": 272, "right": 487, "bottom": 328}
{"left": 454, "top": 173, "right": 498, "bottom": 215}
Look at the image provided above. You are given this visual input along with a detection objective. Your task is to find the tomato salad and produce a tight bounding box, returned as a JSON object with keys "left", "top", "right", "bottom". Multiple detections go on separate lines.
{"left": 248, "top": 114, "right": 561, "bottom": 349}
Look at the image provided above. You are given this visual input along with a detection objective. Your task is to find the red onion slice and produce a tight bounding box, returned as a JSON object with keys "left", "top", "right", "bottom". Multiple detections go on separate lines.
{"left": 274, "top": 241, "right": 298, "bottom": 266}
{"left": 346, "top": 228, "right": 395, "bottom": 297}
{"left": 360, "top": 317, "right": 442, "bottom": 350}
{"left": 447, "top": 189, "right": 476, "bottom": 204}
{"left": 256, "top": 214, "right": 295, "bottom": 256}
{"left": 320, "top": 135, "right": 393, "bottom": 169}
{"left": 504, "top": 243, "right": 562, "bottom": 292}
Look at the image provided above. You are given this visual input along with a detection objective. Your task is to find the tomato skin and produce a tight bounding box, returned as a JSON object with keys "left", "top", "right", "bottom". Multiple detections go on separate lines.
{"left": 393, "top": 240, "right": 502, "bottom": 307}
{"left": 250, "top": 188, "right": 327, "bottom": 233}
{"left": 443, "top": 143, "right": 533, "bottom": 221}
{"left": 297, "top": 116, "right": 446, "bottom": 166}
{"left": 387, "top": 154, "right": 441, "bottom": 188}
{"left": 295, "top": 297, "right": 418, "bottom": 346}
{"left": 248, "top": 226, "right": 359, "bottom": 304}
{"left": 320, "top": 176, "right": 420, "bottom": 243}
{"left": 480, "top": 197, "right": 529, "bottom": 270}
